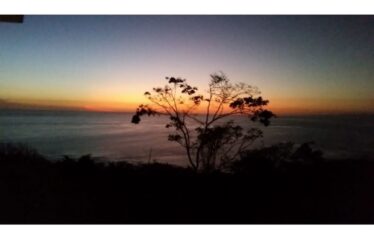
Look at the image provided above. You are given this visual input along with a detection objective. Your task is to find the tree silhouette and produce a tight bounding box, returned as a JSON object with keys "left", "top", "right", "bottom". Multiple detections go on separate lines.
{"left": 132, "top": 73, "right": 275, "bottom": 172}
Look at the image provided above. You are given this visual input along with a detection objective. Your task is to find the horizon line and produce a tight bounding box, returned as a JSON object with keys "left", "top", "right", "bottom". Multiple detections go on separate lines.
{"left": 1, "top": 106, "right": 374, "bottom": 118}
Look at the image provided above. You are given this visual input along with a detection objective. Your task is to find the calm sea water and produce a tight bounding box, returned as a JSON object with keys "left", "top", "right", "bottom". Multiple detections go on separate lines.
{"left": 0, "top": 109, "right": 373, "bottom": 165}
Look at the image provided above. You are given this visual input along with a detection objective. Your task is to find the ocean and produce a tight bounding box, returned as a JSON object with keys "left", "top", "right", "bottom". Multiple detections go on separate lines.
{"left": 0, "top": 109, "right": 373, "bottom": 165}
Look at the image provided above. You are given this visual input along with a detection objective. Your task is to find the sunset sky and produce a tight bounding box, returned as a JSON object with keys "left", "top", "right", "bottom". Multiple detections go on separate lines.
{"left": 0, "top": 15, "right": 373, "bottom": 114}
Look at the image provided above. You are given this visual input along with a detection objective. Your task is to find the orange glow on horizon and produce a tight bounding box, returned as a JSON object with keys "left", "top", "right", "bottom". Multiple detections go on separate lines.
{"left": 2, "top": 96, "right": 373, "bottom": 115}
{"left": 268, "top": 98, "right": 374, "bottom": 116}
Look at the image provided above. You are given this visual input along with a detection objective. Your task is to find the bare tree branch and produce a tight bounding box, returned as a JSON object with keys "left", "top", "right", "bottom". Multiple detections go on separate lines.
{"left": 131, "top": 73, "right": 275, "bottom": 172}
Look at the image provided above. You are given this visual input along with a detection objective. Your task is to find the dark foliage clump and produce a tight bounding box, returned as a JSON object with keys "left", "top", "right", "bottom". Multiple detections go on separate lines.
{"left": 231, "top": 142, "right": 324, "bottom": 175}
{"left": 0, "top": 142, "right": 373, "bottom": 224}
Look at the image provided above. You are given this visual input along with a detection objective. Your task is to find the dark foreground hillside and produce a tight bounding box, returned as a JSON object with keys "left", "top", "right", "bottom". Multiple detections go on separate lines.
{"left": 0, "top": 142, "right": 373, "bottom": 224}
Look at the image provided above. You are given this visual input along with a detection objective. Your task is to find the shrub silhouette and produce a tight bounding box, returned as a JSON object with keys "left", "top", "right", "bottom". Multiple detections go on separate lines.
{"left": 132, "top": 73, "right": 275, "bottom": 172}
{"left": 0, "top": 142, "right": 48, "bottom": 166}
{"left": 231, "top": 142, "right": 324, "bottom": 176}
{"left": 1, "top": 142, "right": 374, "bottom": 223}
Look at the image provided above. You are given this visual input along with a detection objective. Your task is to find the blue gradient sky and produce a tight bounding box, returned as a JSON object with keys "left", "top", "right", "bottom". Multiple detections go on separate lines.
{"left": 0, "top": 16, "right": 373, "bottom": 113}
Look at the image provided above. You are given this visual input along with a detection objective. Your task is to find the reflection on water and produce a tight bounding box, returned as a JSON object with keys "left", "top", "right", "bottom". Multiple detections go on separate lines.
{"left": 0, "top": 109, "right": 373, "bottom": 165}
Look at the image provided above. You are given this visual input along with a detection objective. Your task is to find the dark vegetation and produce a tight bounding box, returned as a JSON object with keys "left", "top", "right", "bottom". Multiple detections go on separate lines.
{"left": 1, "top": 74, "right": 372, "bottom": 223}
{"left": 1, "top": 142, "right": 374, "bottom": 224}
{"left": 132, "top": 73, "right": 275, "bottom": 172}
